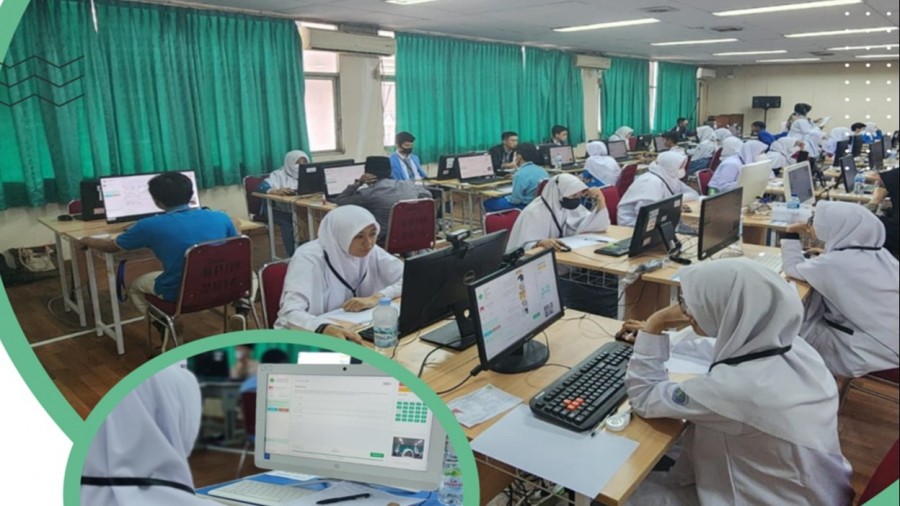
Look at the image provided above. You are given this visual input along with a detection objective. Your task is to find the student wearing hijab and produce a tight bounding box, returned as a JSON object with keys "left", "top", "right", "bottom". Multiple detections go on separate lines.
{"left": 708, "top": 138, "right": 767, "bottom": 194}
{"left": 258, "top": 150, "right": 309, "bottom": 255}
{"left": 390, "top": 132, "right": 427, "bottom": 181}
{"left": 686, "top": 125, "right": 717, "bottom": 174}
{"left": 788, "top": 103, "right": 824, "bottom": 157}
{"left": 617, "top": 151, "right": 698, "bottom": 227}
{"left": 81, "top": 363, "right": 212, "bottom": 505}
{"left": 581, "top": 141, "right": 621, "bottom": 187}
{"left": 862, "top": 122, "right": 883, "bottom": 144}
{"left": 714, "top": 128, "right": 733, "bottom": 144}
{"left": 275, "top": 206, "right": 403, "bottom": 342}
{"left": 823, "top": 127, "right": 851, "bottom": 157}
{"left": 768, "top": 137, "right": 806, "bottom": 171}
{"left": 625, "top": 259, "right": 854, "bottom": 505}
{"left": 506, "top": 173, "right": 610, "bottom": 253}
{"left": 608, "top": 126, "right": 633, "bottom": 142}
{"left": 781, "top": 201, "right": 899, "bottom": 377}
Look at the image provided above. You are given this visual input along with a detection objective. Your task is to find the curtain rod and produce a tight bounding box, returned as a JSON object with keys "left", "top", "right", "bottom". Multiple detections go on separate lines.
{"left": 123, "top": 0, "right": 302, "bottom": 20}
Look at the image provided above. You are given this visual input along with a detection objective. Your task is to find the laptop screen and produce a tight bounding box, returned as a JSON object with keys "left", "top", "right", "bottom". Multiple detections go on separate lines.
{"left": 548, "top": 146, "right": 575, "bottom": 165}
{"left": 323, "top": 164, "right": 365, "bottom": 197}
{"left": 607, "top": 140, "right": 628, "bottom": 160}
{"left": 101, "top": 171, "right": 200, "bottom": 223}
{"left": 458, "top": 153, "right": 494, "bottom": 180}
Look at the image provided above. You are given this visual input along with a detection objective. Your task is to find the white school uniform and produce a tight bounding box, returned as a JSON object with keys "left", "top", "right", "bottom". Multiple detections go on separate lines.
{"left": 584, "top": 141, "right": 622, "bottom": 186}
{"left": 608, "top": 126, "right": 633, "bottom": 142}
{"left": 617, "top": 151, "right": 698, "bottom": 227}
{"left": 687, "top": 126, "right": 716, "bottom": 161}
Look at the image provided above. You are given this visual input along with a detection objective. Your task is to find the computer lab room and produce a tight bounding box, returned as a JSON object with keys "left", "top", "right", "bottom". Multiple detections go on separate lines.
{"left": 1, "top": 0, "right": 898, "bottom": 505}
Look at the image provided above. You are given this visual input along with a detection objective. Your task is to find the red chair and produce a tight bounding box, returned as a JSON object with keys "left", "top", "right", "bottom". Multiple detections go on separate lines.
{"left": 243, "top": 175, "right": 268, "bottom": 224}
{"left": 483, "top": 209, "right": 521, "bottom": 236}
{"left": 259, "top": 259, "right": 290, "bottom": 329}
{"left": 66, "top": 199, "right": 82, "bottom": 216}
{"left": 708, "top": 148, "right": 724, "bottom": 171}
{"left": 236, "top": 391, "right": 257, "bottom": 478}
{"left": 600, "top": 186, "right": 620, "bottom": 226}
{"left": 697, "top": 169, "right": 714, "bottom": 196}
{"left": 385, "top": 198, "right": 437, "bottom": 256}
{"left": 858, "top": 439, "right": 899, "bottom": 504}
{"left": 627, "top": 137, "right": 637, "bottom": 151}
{"left": 536, "top": 178, "right": 550, "bottom": 199}
{"left": 145, "top": 236, "right": 254, "bottom": 352}
{"left": 615, "top": 164, "right": 638, "bottom": 197}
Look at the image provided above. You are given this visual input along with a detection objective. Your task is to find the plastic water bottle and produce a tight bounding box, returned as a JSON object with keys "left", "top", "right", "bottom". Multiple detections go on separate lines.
{"left": 853, "top": 172, "right": 866, "bottom": 195}
{"left": 438, "top": 437, "right": 463, "bottom": 506}
{"left": 787, "top": 194, "right": 801, "bottom": 210}
{"left": 554, "top": 154, "right": 563, "bottom": 171}
{"left": 372, "top": 297, "right": 398, "bottom": 355}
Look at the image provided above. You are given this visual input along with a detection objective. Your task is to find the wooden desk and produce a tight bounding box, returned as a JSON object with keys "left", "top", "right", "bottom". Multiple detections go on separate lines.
{"left": 253, "top": 192, "right": 336, "bottom": 258}
{"left": 395, "top": 312, "right": 684, "bottom": 506}
{"left": 680, "top": 201, "right": 788, "bottom": 246}
{"left": 435, "top": 178, "right": 513, "bottom": 231}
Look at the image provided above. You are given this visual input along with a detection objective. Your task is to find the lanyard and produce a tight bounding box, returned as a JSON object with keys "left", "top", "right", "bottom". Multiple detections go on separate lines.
{"left": 323, "top": 251, "right": 367, "bottom": 298}
{"left": 834, "top": 246, "right": 882, "bottom": 251}
{"left": 540, "top": 196, "right": 564, "bottom": 237}
{"left": 708, "top": 345, "right": 792, "bottom": 372}
{"left": 81, "top": 477, "right": 195, "bottom": 495}
{"left": 401, "top": 156, "right": 416, "bottom": 179}
{"left": 649, "top": 171, "right": 676, "bottom": 196}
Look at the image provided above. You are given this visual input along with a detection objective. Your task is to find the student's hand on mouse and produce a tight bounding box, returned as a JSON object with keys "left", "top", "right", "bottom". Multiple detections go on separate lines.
{"left": 321, "top": 324, "right": 364, "bottom": 344}
{"left": 536, "top": 239, "right": 568, "bottom": 251}
{"left": 645, "top": 304, "right": 691, "bottom": 335}
{"left": 342, "top": 295, "right": 380, "bottom": 312}
{"left": 622, "top": 319, "right": 646, "bottom": 334}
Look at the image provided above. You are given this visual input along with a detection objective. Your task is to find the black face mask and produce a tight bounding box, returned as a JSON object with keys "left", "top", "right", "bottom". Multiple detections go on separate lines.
{"left": 400, "top": 148, "right": 413, "bottom": 155}
{"left": 560, "top": 197, "right": 581, "bottom": 210}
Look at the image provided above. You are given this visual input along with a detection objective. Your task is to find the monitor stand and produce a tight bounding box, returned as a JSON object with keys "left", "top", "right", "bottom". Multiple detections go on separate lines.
{"left": 488, "top": 339, "right": 549, "bottom": 374}
{"left": 658, "top": 221, "right": 691, "bottom": 265}
{"left": 417, "top": 303, "right": 476, "bottom": 351}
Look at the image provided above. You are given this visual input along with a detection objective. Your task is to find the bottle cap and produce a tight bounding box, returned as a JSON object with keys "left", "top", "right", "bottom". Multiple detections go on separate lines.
{"left": 606, "top": 411, "right": 631, "bottom": 432}
{"left": 379, "top": 297, "right": 391, "bottom": 305}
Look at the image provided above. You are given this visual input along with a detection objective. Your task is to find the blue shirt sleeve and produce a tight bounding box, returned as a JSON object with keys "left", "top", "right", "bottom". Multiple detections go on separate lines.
{"left": 758, "top": 131, "right": 775, "bottom": 146}
{"left": 115, "top": 220, "right": 149, "bottom": 250}
{"left": 389, "top": 153, "right": 406, "bottom": 180}
{"left": 412, "top": 154, "right": 427, "bottom": 179}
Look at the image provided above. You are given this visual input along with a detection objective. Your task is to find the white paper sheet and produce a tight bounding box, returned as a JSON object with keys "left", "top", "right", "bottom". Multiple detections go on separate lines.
{"left": 286, "top": 481, "right": 424, "bottom": 506}
{"left": 447, "top": 384, "right": 521, "bottom": 428}
{"left": 322, "top": 301, "right": 401, "bottom": 326}
{"left": 558, "top": 234, "right": 618, "bottom": 250}
{"left": 265, "top": 471, "right": 319, "bottom": 482}
{"left": 471, "top": 405, "right": 638, "bottom": 499}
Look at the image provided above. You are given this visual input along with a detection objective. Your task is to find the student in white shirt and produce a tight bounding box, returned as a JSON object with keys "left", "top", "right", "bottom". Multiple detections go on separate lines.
{"left": 823, "top": 127, "right": 851, "bottom": 157}
{"left": 781, "top": 201, "right": 900, "bottom": 377}
{"left": 617, "top": 151, "right": 698, "bottom": 227}
{"left": 506, "top": 173, "right": 610, "bottom": 253}
{"left": 275, "top": 206, "right": 403, "bottom": 342}
{"left": 788, "top": 103, "right": 824, "bottom": 157}
{"left": 768, "top": 137, "right": 805, "bottom": 171}
{"left": 708, "top": 138, "right": 761, "bottom": 194}
{"left": 582, "top": 141, "right": 621, "bottom": 187}
{"left": 81, "top": 363, "right": 214, "bottom": 505}
{"left": 714, "top": 128, "right": 733, "bottom": 144}
{"left": 626, "top": 258, "right": 854, "bottom": 506}
{"left": 257, "top": 150, "right": 309, "bottom": 255}
{"left": 608, "top": 126, "right": 633, "bottom": 142}
{"left": 686, "top": 125, "right": 717, "bottom": 174}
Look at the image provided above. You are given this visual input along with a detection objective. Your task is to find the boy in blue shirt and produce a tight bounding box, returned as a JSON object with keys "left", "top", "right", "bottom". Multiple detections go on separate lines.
{"left": 390, "top": 131, "right": 427, "bottom": 180}
{"left": 483, "top": 143, "right": 549, "bottom": 212}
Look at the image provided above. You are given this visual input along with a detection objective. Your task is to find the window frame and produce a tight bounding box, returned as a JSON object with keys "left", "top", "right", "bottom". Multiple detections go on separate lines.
{"left": 303, "top": 50, "right": 343, "bottom": 156}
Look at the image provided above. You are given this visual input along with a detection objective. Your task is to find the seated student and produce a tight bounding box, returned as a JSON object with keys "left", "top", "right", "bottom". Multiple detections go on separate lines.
{"left": 781, "top": 201, "right": 899, "bottom": 377}
{"left": 625, "top": 259, "right": 853, "bottom": 505}
{"left": 258, "top": 150, "right": 309, "bottom": 256}
{"left": 850, "top": 122, "right": 867, "bottom": 137}
{"left": 549, "top": 125, "right": 569, "bottom": 145}
{"left": 275, "top": 206, "right": 403, "bottom": 342}
{"left": 686, "top": 125, "right": 717, "bottom": 174}
{"left": 581, "top": 141, "right": 621, "bottom": 187}
{"left": 488, "top": 131, "right": 519, "bottom": 172}
{"left": 862, "top": 121, "right": 884, "bottom": 144}
{"left": 768, "top": 137, "right": 806, "bottom": 172}
{"left": 714, "top": 127, "right": 733, "bottom": 144}
{"left": 239, "top": 348, "right": 289, "bottom": 394}
{"left": 660, "top": 131, "right": 684, "bottom": 153}
{"left": 823, "top": 127, "right": 851, "bottom": 157}
{"left": 617, "top": 151, "right": 698, "bottom": 227}
{"left": 332, "top": 156, "right": 432, "bottom": 244}
{"left": 390, "top": 132, "right": 427, "bottom": 181}
{"left": 229, "top": 344, "right": 258, "bottom": 381}
{"left": 77, "top": 172, "right": 240, "bottom": 320}
{"left": 608, "top": 126, "right": 633, "bottom": 142}
{"left": 81, "top": 363, "right": 213, "bottom": 505}
{"left": 483, "top": 143, "right": 549, "bottom": 212}
{"left": 707, "top": 137, "right": 750, "bottom": 194}
{"left": 505, "top": 173, "right": 609, "bottom": 252}
{"left": 669, "top": 117, "right": 689, "bottom": 141}
{"left": 868, "top": 168, "right": 899, "bottom": 257}
{"left": 750, "top": 120, "right": 786, "bottom": 146}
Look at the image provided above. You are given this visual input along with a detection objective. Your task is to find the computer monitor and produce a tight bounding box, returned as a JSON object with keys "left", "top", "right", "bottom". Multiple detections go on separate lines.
{"left": 456, "top": 152, "right": 494, "bottom": 182}
{"left": 627, "top": 193, "right": 685, "bottom": 258}
{"left": 191, "top": 349, "right": 230, "bottom": 379}
{"left": 839, "top": 155, "right": 858, "bottom": 193}
{"left": 78, "top": 179, "right": 105, "bottom": 221}
{"left": 254, "top": 363, "right": 445, "bottom": 491}
{"left": 548, "top": 145, "right": 576, "bottom": 166}
{"left": 735, "top": 159, "right": 773, "bottom": 207}
{"left": 436, "top": 154, "right": 461, "bottom": 180}
{"left": 323, "top": 163, "right": 366, "bottom": 198}
{"left": 400, "top": 230, "right": 508, "bottom": 350}
{"left": 653, "top": 136, "right": 668, "bottom": 153}
{"left": 833, "top": 140, "right": 850, "bottom": 166}
{"left": 297, "top": 352, "right": 353, "bottom": 365}
{"left": 851, "top": 135, "right": 864, "bottom": 157}
{"left": 607, "top": 140, "right": 628, "bottom": 161}
{"left": 698, "top": 187, "right": 744, "bottom": 261}
{"left": 869, "top": 139, "right": 885, "bottom": 170}
{"left": 100, "top": 171, "right": 200, "bottom": 224}
{"left": 298, "top": 159, "right": 355, "bottom": 195}
{"left": 470, "top": 248, "right": 563, "bottom": 374}
{"left": 783, "top": 161, "right": 815, "bottom": 205}
{"left": 537, "top": 144, "right": 556, "bottom": 166}
{"left": 635, "top": 134, "right": 654, "bottom": 151}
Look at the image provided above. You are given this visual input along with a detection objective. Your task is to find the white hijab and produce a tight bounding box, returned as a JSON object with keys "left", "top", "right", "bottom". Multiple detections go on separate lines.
{"left": 740, "top": 140, "right": 768, "bottom": 164}
{"left": 610, "top": 126, "right": 633, "bottom": 140}
{"left": 697, "top": 125, "right": 716, "bottom": 144}
{"left": 715, "top": 128, "right": 733, "bottom": 143}
{"left": 584, "top": 141, "right": 621, "bottom": 184}
{"left": 266, "top": 150, "right": 309, "bottom": 189}
{"left": 81, "top": 363, "right": 208, "bottom": 505}
{"left": 866, "top": 122, "right": 878, "bottom": 134}
{"left": 805, "top": 129, "right": 825, "bottom": 157}
{"left": 795, "top": 201, "right": 900, "bottom": 353}
{"left": 689, "top": 126, "right": 717, "bottom": 160}
{"left": 648, "top": 151, "right": 687, "bottom": 188}
{"left": 769, "top": 137, "right": 800, "bottom": 169}
{"left": 823, "top": 127, "right": 851, "bottom": 156}
{"left": 679, "top": 259, "right": 843, "bottom": 454}
{"left": 720, "top": 137, "right": 744, "bottom": 158}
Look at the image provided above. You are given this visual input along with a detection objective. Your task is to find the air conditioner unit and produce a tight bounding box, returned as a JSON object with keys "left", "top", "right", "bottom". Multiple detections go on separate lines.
{"left": 575, "top": 55, "right": 612, "bottom": 70}
{"left": 698, "top": 68, "right": 717, "bottom": 80}
{"left": 301, "top": 27, "right": 395, "bottom": 56}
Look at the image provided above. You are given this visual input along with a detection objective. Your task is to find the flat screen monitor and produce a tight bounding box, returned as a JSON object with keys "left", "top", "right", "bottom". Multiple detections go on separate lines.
{"left": 698, "top": 187, "right": 744, "bottom": 261}
{"left": 851, "top": 135, "right": 864, "bottom": 157}
{"left": 840, "top": 155, "right": 858, "bottom": 193}
{"left": 548, "top": 145, "right": 576, "bottom": 166}
{"left": 783, "top": 161, "right": 815, "bottom": 205}
{"left": 470, "top": 249, "right": 562, "bottom": 374}
{"left": 323, "top": 163, "right": 365, "bottom": 198}
{"left": 298, "top": 159, "right": 355, "bottom": 195}
{"left": 607, "top": 140, "right": 628, "bottom": 161}
{"left": 254, "top": 363, "right": 445, "bottom": 491}
{"left": 297, "top": 352, "right": 353, "bottom": 365}
{"left": 627, "top": 193, "right": 685, "bottom": 258}
{"left": 437, "top": 153, "right": 470, "bottom": 180}
{"left": 736, "top": 159, "right": 773, "bottom": 207}
{"left": 869, "top": 139, "right": 885, "bottom": 170}
{"left": 101, "top": 171, "right": 200, "bottom": 224}
{"left": 456, "top": 152, "right": 494, "bottom": 181}
{"left": 635, "top": 134, "right": 654, "bottom": 151}
{"left": 537, "top": 144, "right": 556, "bottom": 166}
{"left": 833, "top": 140, "right": 850, "bottom": 166}
{"left": 78, "top": 179, "right": 105, "bottom": 221}
{"left": 653, "top": 136, "right": 668, "bottom": 153}
{"left": 399, "top": 230, "right": 508, "bottom": 350}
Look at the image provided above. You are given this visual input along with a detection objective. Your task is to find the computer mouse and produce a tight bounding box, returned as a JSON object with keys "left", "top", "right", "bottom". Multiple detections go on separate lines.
{"left": 558, "top": 244, "right": 572, "bottom": 253}
{"left": 57, "top": 214, "right": 73, "bottom": 221}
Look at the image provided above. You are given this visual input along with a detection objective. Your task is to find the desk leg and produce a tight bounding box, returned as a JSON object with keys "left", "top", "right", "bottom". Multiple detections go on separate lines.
{"left": 85, "top": 250, "right": 103, "bottom": 337}
{"left": 617, "top": 278, "right": 627, "bottom": 320}
{"left": 574, "top": 493, "right": 592, "bottom": 506}
{"left": 55, "top": 233, "right": 72, "bottom": 312}
{"left": 68, "top": 239, "right": 87, "bottom": 327}
{"left": 104, "top": 253, "right": 125, "bottom": 354}
{"left": 307, "top": 207, "right": 316, "bottom": 241}
{"left": 266, "top": 201, "right": 277, "bottom": 261}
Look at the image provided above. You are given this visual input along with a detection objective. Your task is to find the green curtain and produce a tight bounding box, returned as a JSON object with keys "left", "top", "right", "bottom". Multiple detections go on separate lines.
{"left": 601, "top": 57, "right": 650, "bottom": 137}
{"left": 0, "top": 0, "right": 309, "bottom": 210}
{"left": 654, "top": 62, "right": 698, "bottom": 133}
{"left": 521, "top": 47, "right": 585, "bottom": 145}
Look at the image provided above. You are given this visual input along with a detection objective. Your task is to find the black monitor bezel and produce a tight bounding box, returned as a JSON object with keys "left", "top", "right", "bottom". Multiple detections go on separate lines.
{"left": 698, "top": 187, "right": 744, "bottom": 261}
{"left": 627, "top": 193, "right": 685, "bottom": 258}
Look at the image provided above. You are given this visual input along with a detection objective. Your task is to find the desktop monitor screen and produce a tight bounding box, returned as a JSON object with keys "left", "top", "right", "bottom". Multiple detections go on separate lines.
{"left": 840, "top": 155, "right": 858, "bottom": 193}
{"left": 832, "top": 140, "right": 850, "bottom": 167}
{"left": 698, "top": 188, "right": 744, "bottom": 260}
{"left": 869, "top": 139, "right": 885, "bottom": 170}
{"left": 851, "top": 135, "right": 864, "bottom": 157}
{"left": 323, "top": 163, "right": 365, "bottom": 197}
{"left": 653, "top": 136, "right": 668, "bottom": 153}
{"left": 548, "top": 145, "right": 575, "bottom": 165}
{"left": 736, "top": 159, "right": 773, "bottom": 207}
{"left": 627, "top": 193, "right": 684, "bottom": 258}
{"left": 101, "top": 171, "right": 200, "bottom": 224}
{"left": 297, "top": 352, "right": 353, "bottom": 365}
{"left": 784, "top": 161, "right": 815, "bottom": 205}
{"left": 471, "top": 248, "right": 562, "bottom": 374}
{"left": 79, "top": 179, "right": 105, "bottom": 221}
{"left": 607, "top": 140, "right": 628, "bottom": 160}
{"left": 254, "top": 363, "right": 445, "bottom": 491}
{"left": 635, "top": 134, "right": 654, "bottom": 151}
{"left": 456, "top": 153, "right": 494, "bottom": 181}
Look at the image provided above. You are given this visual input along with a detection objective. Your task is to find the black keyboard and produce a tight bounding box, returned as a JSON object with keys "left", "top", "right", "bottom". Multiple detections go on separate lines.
{"left": 463, "top": 177, "right": 498, "bottom": 185}
{"left": 529, "top": 342, "right": 632, "bottom": 432}
{"left": 594, "top": 239, "right": 630, "bottom": 257}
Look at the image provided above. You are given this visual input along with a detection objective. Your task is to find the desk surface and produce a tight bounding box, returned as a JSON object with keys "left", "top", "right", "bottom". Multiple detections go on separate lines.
{"left": 53, "top": 217, "right": 264, "bottom": 241}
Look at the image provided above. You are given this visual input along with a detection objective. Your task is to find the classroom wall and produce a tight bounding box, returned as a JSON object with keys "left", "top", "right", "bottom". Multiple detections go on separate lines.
{"left": 705, "top": 61, "right": 899, "bottom": 134}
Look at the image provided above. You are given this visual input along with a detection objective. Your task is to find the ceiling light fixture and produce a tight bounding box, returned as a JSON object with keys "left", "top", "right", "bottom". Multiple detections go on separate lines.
{"left": 714, "top": 0, "right": 862, "bottom": 17}
{"left": 785, "top": 26, "right": 896, "bottom": 37}
{"left": 651, "top": 38, "right": 738, "bottom": 46}
{"left": 385, "top": 0, "right": 439, "bottom": 5}
{"left": 554, "top": 18, "right": 660, "bottom": 32}
{"left": 829, "top": 44, "right": 900, "bottom": 50}
{"left": 855, "top": 54, "right": 900, "bottom": 58}
{"left": 713, "top": 49, "right": 788, "bottom": 56}
{"left": 756, "top": 57, "right": 822, "bottom": 62}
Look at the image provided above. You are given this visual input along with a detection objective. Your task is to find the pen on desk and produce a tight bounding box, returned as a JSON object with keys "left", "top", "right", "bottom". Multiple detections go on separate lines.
{"left": 316, "top": 493, "right": 371, "bottom": 505}
{"left": 589, "top": 416, "right": 608, "bottom": 437}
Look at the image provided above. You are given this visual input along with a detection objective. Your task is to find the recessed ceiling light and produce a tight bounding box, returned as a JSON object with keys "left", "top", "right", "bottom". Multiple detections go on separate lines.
{"left": 714, "top": 0, "right": 862, "bottom": 17}
{"left": 888, "top": 115, "right": 893, "bottom": 119}
{"left": 714, "top": 49, "right": 787, "bottom": 56}
{"left": 757, "top": 57, "right": 822, "bottom": 62}
{"left": 651, "top": 38, "right": 738, "bottom": 46}
{"left": 866, "top": 63, "right": 872, "bottom": 67}
{"left": 385, "top": 0, "right": 439, "bottom": 5}
{"left": 845, "top": 80, "right": 851, "bottom": 84}
{"left": 554, "top": 18, "right": 660, "bottom": 32}
{"left": 856, "top": 54, "right": 900, "bottom": 59}
{"left": 866, "top": 11, "right": 871, "bottom": 16}
{"left": 866, "top": 97, "right": 871, "bottom": 101}
{"left": 829, "top": 44, "right": 900, "bottom": 51}
{"left": 866, "top": 114, "right": 871, "bottom": 119}
{"left": 866, "top": 80, "right": 871, "bottom": 84}
{"left": 845, "top": 114, "right": 851, "bottom": 119}
{"left": 785, "top": 27, "right": 896, "bottom": 38}
{"left": 845, "top": 97, "right": 851, "bottom": 101}
{"left": 845, "top": 63, "right": 851, "bottom": 67}
{"left": 845, "top": 11, "right": 850, "bottom": 16}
